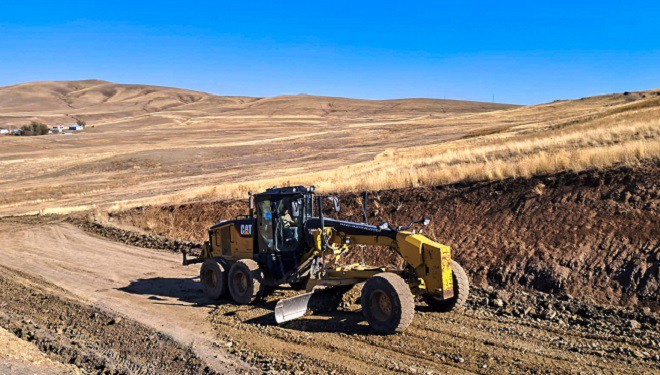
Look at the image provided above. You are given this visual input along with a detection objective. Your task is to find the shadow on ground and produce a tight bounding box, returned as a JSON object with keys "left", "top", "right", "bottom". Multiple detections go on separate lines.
{"left": 242, "top": 287, "right": 375, "bottom": 334}
{"left": 118, "top": 278, "right": 399, "bottom": 335}
{"left": 117, "top": 277, "right": 227, "bottom": 307}
{"left": 257, "top": 309, "right": 373, "bottom": 335}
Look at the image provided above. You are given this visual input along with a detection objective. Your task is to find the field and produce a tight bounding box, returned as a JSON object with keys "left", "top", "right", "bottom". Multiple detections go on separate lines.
{"left": 1, "top": 80, "right": 657, "bottom": 217}
{"left": 0, "top": 80, "right": 658, "bottom": 374}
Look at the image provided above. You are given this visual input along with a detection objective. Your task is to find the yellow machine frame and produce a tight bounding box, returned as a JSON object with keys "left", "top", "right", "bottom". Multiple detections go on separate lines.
{"left": 307, "top": 228, "right": 454, "bottom": 299}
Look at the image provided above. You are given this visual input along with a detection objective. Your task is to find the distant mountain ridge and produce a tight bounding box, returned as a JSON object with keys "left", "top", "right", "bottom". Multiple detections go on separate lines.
{"left": 0, "top": 80, "right": 519, "bottom": 127}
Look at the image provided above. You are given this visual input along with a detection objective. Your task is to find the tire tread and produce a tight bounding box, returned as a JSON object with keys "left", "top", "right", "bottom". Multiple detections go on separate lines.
{"left": 361, "top": 272, "right": 415, "bottom": 334}
{"left": 228, "top": 259, "right": 263, "bottom": 304}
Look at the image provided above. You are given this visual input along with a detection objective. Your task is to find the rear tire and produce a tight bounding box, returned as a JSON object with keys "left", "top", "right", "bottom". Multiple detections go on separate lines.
{"left": 228, "top": 259, "right": 264, "bottom": 305}
{"left": 423, "top": 260, "right": 469, "bottom": 312}
{"left": 361, "top": 273, "right": 414, "bottom": 334}
{"left": 200, "top": 258, "right": 228, "bottom": 300}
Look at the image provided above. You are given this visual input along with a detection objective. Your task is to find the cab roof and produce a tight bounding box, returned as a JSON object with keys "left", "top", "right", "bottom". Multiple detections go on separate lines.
{"left": 255, "top": 186, "right": 313, "bottom": 197}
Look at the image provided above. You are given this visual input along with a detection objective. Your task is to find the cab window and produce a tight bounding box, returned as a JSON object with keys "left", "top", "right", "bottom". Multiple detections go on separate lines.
{"left": 257, "top": 200, "right": 273, "bottom": 250}
{"left": 274, "top": 196, "right": 304, "bottom": 252}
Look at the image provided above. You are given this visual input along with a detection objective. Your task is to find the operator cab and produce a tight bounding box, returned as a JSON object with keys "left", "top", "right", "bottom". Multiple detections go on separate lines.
{"left": 253, "top": 186, "right": 313, "bottom": 253}
{"left": 252, "top": 186, "right": 314, "bottom": 281}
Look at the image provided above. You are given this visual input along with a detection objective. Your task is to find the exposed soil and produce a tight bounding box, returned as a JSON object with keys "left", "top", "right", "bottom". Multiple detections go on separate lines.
{"left": 0, "top": 325, "right": 79, "bottom": 375}
{"left": 0, "top": 268, "right": 213, "bottom": 374}
{"left": 1, "top": 215, "right": 657, "bottom": 374}
{"left": 111, "top": 161, "right": 660, "bottom": 310}
{"left": 0, "top": 219, "right": 250, "bottom": 374}
{"left": 70, "top": 218, "right": 202, "bottom": 256}
{"left": 202, "top": 284, "right": 658, "bottom": 374}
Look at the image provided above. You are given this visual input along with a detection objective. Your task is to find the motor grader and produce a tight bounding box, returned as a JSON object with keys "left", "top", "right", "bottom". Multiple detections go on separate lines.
{"left": 183, "top": 186, "right": 469, "bottom": 334}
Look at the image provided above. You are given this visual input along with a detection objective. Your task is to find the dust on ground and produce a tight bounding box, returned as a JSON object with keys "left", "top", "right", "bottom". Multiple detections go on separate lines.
{"left": 0, "top": 219, "right": 250, "bottom": 374}
{"left": 0, "top": 268, "right": 215, "bottom": 374}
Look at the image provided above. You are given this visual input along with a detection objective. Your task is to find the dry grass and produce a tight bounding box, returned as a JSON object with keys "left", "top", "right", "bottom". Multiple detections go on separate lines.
{"left": 1, "top": 81, "right": 658, "bottom": 216}
{"left": 109, "top": 97, "right": 659, "bottom": 210}
{"left": 323, "top": 106, "right": 660, "bottom": 192}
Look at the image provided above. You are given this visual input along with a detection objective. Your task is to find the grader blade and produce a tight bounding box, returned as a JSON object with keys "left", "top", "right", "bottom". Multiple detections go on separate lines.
{"left": 275, "top": 292, "right": 314, "bottom": 324}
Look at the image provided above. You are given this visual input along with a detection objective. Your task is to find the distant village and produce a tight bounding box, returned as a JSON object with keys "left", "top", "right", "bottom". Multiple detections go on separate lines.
{"left": 0, "top": 121, "right": 85, "bottom": 136}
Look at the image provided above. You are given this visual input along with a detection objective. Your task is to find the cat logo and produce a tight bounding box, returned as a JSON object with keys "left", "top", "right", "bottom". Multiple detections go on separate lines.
{"left": 240, "top": 224, "right": 252, "bottom": 236}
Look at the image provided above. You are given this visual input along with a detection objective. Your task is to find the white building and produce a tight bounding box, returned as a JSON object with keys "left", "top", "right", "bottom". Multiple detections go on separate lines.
{"left": 0, "top": 128, "right": 8, "bottom": 135}
{"left": 52, "top": 125, "right": 65, "bottom": 133}
{"left": 69, "top": 124, "right": 84, "bottom": 131}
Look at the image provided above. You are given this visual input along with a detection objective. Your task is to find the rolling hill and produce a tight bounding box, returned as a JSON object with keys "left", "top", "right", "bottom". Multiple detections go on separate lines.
{"left": 0, "top": 80, "right": 516, "bottom": 128}
{"left": 0, "top": 80, "right": 657, "bottom": 217}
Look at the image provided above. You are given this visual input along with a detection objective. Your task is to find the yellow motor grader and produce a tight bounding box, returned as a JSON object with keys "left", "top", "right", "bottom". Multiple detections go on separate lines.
{"left": 183, "top": 186, "right": 469, "bottom": 334}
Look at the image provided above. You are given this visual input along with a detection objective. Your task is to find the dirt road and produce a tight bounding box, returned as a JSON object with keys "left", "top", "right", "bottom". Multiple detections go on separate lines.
{"left": 0, "top": 220, "right": 657, "bottom": 374}
{"left": 0, "top": 220, "right": 249, "bottom": 373}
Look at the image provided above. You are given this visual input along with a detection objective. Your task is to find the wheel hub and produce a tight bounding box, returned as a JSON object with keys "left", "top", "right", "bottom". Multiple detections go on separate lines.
{"left": 204, "top": 269, "right": 217, "bottom": 288}
{"left": 235, "top": 271, "right": 248, "bottom": 294}
{"left": 370, "top": 290, "right": 393, "bottom": 322}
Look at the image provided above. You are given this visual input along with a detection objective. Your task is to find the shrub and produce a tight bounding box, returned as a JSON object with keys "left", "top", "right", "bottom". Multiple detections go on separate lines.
{"left": 21, "top": 121, "right": 50, "bottom": 136}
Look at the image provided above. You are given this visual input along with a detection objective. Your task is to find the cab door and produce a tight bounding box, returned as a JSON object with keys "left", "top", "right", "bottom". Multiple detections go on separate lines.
{"left": 256, "top": 199, "right": 274, "bottom": 253}
{"left": 274, "top": 196, "right": 304, "bottom": 253}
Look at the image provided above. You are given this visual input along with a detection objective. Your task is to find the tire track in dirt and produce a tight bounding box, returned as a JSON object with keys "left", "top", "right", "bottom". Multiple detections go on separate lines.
{"left": 206, "top": 287, "right": 658, "bottom": 374}
{"left": 69, "top": 215, "right": 660, "bottom": 373}
{"left": 0, "top": 220, "right": 249, "bottom": 373}
{"left": 1, "top": 218, "right": 657, "bottom": 374}
{"left": 0, "top": 268, "right": 213, "bottom": 374}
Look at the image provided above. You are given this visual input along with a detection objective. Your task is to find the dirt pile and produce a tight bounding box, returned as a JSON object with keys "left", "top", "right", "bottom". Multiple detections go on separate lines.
{"left": 71, "top": 218, "right": 202, "bottom": 255}
{"left": 342, "top": 161, "right": 659, "bottom": 310}
{"left": 0, "top": 269, "right": 216, "bottom": 374}
{"left": 0, "top": 326, "right": 78, "bottom": 375}
{"left": 111, "top": 161, "right": 659, "bottom": 310}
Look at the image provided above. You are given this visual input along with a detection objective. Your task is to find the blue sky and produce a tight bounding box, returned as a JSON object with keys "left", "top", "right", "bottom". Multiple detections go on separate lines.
{"left": 0, "top": 1, "right": 658, "bottom": 104}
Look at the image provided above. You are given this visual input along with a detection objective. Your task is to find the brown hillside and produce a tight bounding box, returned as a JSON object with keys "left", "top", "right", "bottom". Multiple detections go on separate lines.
{"left": 0, "top": 80, "right": 516, "bottom": 127}
{"left": 111, "top": 161, "right": 660, "bottom": 310}
{"left": 0, "top": 80, "right": 252, "bottom": 126}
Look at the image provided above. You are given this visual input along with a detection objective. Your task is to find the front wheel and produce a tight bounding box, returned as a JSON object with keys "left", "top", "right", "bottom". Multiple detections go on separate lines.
{"left": 423, "top": 260, "right": 469, "bottom": 312}
{"left": 361, "top": 273, "right": 415, "bottom": 334}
